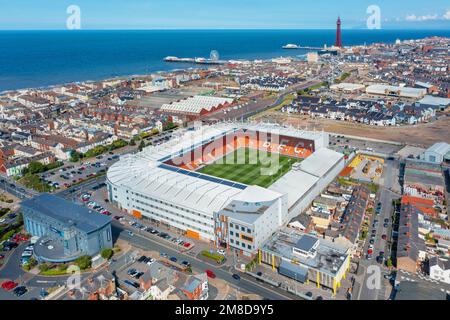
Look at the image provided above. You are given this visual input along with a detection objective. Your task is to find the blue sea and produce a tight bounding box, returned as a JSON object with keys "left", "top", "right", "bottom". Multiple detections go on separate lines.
{"left": 1, "top": 29, "right": 449, "bottom": 92}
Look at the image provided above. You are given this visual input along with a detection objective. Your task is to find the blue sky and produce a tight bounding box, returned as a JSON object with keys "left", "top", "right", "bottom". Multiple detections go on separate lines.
{"left": 0, "top": 0, "right": 449, "bottom": 29}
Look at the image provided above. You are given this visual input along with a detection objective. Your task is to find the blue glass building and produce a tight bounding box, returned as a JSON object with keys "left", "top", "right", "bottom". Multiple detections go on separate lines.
{"left": 21, "top": 194, "right": 112, "bottom": 263}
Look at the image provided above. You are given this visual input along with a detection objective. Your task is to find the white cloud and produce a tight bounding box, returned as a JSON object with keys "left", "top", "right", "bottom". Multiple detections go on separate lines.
{"left": 404, "top": 10, "right": 450, "bottom": 22}
{"left": 443, "top": 10, "right": 450, "bottom": 20}
{"left": 405, "top": 14, "right": 417, "bottom": 21}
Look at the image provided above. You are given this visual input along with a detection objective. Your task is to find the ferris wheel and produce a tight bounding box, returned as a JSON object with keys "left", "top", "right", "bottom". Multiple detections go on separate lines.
{"left": 210, "top": 50, "right": 220, "bottom": 61}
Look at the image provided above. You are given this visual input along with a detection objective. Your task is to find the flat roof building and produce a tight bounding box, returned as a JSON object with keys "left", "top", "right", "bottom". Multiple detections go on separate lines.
{"left": 259, "top": 229, "right": 351, "bottom": 295}
{"left": 366, "top": 84, "right": 427, "bottom": 99}
{"left": 21, "top": 194, "right": 112, "bottom": 263}
{"left": 330, "top": 83, "right": 365, "bottom": 93}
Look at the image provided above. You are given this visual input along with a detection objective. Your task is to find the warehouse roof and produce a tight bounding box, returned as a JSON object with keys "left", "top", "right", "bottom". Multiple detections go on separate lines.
{"left": 330, "top": 83, "right": 365, "bottom": 91}
{"left": 366, "top": 84, "right": 427, "bottom": 98}
{"left": 418, "top": 95, "right": 450, "bottom": 107}
{"left": 426, "top": 142, "right": 450, "bottom": 156}
{"left": 160, "top": 95, "right": 233, "bottom": 114}
{"left": 21, "top": 193, "right": 111, "bottom": 234}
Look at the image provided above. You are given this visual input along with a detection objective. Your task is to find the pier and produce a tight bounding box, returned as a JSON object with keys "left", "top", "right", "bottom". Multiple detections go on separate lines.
{"left": 164, "top": 56, "right": 227, "bottom": 65}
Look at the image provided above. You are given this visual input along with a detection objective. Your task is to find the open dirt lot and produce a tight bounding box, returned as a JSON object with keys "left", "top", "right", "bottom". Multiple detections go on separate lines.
{"left": 253, "top": 112, "right": 450, "bottom": 147}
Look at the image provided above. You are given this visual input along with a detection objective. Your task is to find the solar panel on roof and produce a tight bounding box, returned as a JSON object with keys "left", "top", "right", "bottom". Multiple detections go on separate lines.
{"left": 221, "top": 180, "right": 235, "bottom": 187}
{"left": 158, "top": 155, "right": 171, "bottom": 162}
{"left": 158, "top": 164, "right": 179, "bottom": 172}
{"left": 199, "top": 175, "right": 222, "bottom": 184}
{"left": 187, "top": 171, "right": 201, "bottom": 178}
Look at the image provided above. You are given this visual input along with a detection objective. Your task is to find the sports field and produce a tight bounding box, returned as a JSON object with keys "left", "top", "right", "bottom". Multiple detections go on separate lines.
{"left": 197, "top": 148, "right": 300, "bottom": 188}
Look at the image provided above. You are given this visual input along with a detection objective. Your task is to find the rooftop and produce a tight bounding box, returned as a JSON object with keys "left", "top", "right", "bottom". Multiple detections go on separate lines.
{"left": 21, "top": 193, "right": 111, "bottom": 234}
{"left": 261, "top": 229, "right": 349, "bottom": 277}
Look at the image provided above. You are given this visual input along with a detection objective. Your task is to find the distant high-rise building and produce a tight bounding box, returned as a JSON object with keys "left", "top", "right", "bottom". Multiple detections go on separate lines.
{"left": 335, "top": 17, "right": 342, "bottom": 48}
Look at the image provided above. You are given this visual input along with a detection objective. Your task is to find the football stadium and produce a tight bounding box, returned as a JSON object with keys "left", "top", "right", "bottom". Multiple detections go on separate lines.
{"left": 107, "top": 122, "right": 345, "bottom": 256}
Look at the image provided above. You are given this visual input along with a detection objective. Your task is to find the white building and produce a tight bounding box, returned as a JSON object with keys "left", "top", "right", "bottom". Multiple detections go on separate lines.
{"left": 330, "top": 83, "right": 365, "bottom": 93}
{"left": 160, "top": 95, "right": 233, "bottom": 116}
{"left": 306, "top": 52, "right": 319, "bottom": 63}
{"left": 366, "top": 84, "right": 427, "bottom": 99}
{"left": 422, "top": 142, "right": 450, "bottom": 164}
{"left": 429, "top": 256, "right": 450, "bottom": 284}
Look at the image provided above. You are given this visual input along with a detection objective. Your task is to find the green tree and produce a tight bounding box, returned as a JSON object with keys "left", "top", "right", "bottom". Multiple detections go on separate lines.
{"left": 24, "top": 257, "right": 38, "bottom": 271}
{"left": 69, "top": 150, "right": 82, "bottom": 162}
{"left": 109, "top": 139, "right": 128, "bottom": 151}
{"left": 164, "top": 121, "right": 176, "bottom": 131}
{"left": 19, "top": 174, "right": 51, "bottom": 192}
{"left": 386, "top": 257, "right": 393, "bottom": 269}
{"left": 26, "top": 162, "right": 45, "bottom": 174}
{"left": 101, "top": 248, "right": 114, "bottom": 260}
{"left": 138, "top": 140, "right": 146, "bottom": 152}
{"left": 1, "top": 230, "right": 16, "bottom": 241}
{"left": 58, "top": 263, "right": 69, "bottom": 272}
{"left": 39, "top": 263, "right": 50, "bottom": 272}
{"left": 75, "top": 255, "right": 92, "bottom": 270}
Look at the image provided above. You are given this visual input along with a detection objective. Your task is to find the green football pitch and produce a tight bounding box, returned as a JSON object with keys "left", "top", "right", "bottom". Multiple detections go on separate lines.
{"left": 197, "top": 147, "right": 300, "bottom": 188}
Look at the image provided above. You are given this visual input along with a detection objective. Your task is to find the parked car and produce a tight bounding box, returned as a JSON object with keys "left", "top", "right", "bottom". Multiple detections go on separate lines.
{"left": 1, "top": 280, "right": 18, "bottom": 291}
{"left": 205, "top": 270, "right": 216, "bottom": 279}
{"left": 181, "top": 260, "right": 191, "bottom": 267}
{"left": 13, "top": 286, "right": 28, "bottom": 297}
{"left": 137, "top": 256, "right": 147, "bottom": 263}
{"left": 170, "top": 256, "right": 178, "bottom": 263}
{"left": 381, "top": 234, "right": 387, "bottom": 240}
{"left": 232, "top": 274, "right": 241, "bottom": 281}
{"left": 7, "top": 213, "right": 16, "bottom": 219}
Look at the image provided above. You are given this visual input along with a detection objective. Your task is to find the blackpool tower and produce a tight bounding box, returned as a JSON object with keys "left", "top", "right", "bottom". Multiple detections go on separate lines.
{"left": 335, "top": 17, "right": 342, "bottom": 48}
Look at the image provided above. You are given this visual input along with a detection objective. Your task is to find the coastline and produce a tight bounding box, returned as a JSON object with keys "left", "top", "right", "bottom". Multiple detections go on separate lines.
{"left": 1, "top": 29, "right": 449, "bottom": 93}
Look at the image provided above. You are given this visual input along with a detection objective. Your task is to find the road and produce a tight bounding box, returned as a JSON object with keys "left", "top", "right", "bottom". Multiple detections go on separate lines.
{"left": 56, "top": 175, "right": 106, "bottom": 199}
{"left": 203, "top": 79, "right": 322, "bottom": 123}
{"left": 0, "top": 176, "right": 37, "bottom": 199}
{"left": 112, "top": 222, "right": 295, "bottom": 300}
{"left": 357, "top": 158, "right": 399, "bottom": 300}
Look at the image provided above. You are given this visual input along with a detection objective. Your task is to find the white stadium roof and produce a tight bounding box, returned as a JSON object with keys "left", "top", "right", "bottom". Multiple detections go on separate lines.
{"left": 269, "top": 170, "right": 319, "bottom": 209}
{"left": 299, "top": 148, "right": 344, "bottom": 178}
{"left": 107, "top": 122, "right": 335, "bottom": 216}
{"left": 107, "top": 153, "right": 244, "bottom": 214}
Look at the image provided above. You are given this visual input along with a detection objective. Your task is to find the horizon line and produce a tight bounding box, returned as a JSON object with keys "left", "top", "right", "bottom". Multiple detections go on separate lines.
{"left": 1, "top": 27, "right": 450, "bottom": 31}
